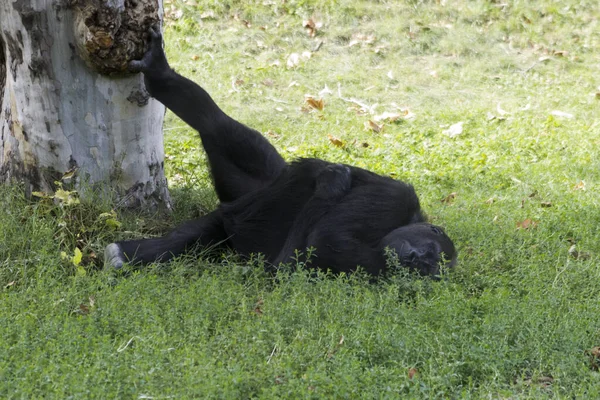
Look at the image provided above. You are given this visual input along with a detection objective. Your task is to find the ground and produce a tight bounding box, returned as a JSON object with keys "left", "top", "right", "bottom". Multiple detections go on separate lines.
{"left": 1, "top": 0, "right": 600, "bottom": 397}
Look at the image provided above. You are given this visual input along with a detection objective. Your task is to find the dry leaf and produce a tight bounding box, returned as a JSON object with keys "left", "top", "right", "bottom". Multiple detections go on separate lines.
{"left": 441, "top": 192, "right": 457, "bottom": 204}
{"left": 78, "top": 303, "right": 90, "bottom": 315}
{"left": 338, "top": 335, "right": 344, "bottom": 345}
{"left": 568, "top": 245, "right": 591, "bottom": 260}
{"left": 303, "top": 18, "right": 322, "bottom": 37}
{"left": 305, "top": 97, "right": 324, "bottom": 111}
{"left": 587, "top": 347, "right": 600, "bottom": 371}
{"left": 348, "top": 33, "right": 376, "bottom": 47}
{"left": 286, "top": 53, "right": 300, "bottom": 68}
{"left": 553, "top": 50, "right": 568, "bottom": 57}
{"left": 408, "top": 368, "right": 418, "bottom": 379}
{"left": 573, "top": 181, "right": 586, "bottom": 191}
{"left": 191, "top": 55, "right": 200, "bottom": 61}
{"left": 364, "top": 120, "right": 383, "bottom": 133}
{"left": 328, "top": 135, "right": 344, "bottom": 147}
{"left": 374, "top": 111, "right": 403, "bottom": 123}
{"left": 200, "top": 10, "right": 216, "bottom": 19}
{"left": 319, "top": 85, "right": 333, "bottom": 96}
{"left": 540, "top": 201, "right": 552, "bottom": 208}
{"left": 443, "top": 122, "right": 464, "bottom": 138}
{"left": 516, "top": 219, "right": 538, "bottom": 230}
{"left": 4, "top": 281, "right": 15, "bottom": 289}
{"left": 551, "top": 110, "right": 574, "bottom": 119}
{"left": 485, "top": 197, "right": 495, "bottom": 204}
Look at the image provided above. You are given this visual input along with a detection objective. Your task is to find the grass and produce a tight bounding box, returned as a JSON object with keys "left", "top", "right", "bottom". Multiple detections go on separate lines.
{"left": 2, "top": 0, "right": 600, "bottom": 397}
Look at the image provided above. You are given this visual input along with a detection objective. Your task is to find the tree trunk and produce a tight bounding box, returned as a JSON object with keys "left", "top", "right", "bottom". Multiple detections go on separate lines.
{"left": 0, "top": 0, "right": 170, "bottom": 210}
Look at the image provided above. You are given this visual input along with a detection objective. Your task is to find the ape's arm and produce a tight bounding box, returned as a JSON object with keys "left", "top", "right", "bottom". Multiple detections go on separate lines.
{"left": 272, "top": 164, "right": 352, "bottom": 266}
{"left": 105, "top": 210, "right": 227, "bottom": 268}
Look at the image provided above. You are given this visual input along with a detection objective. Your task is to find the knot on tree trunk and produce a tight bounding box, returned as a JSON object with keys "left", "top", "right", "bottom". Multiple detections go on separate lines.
{"left": 72, "top": 0, "right": 160, "bottom": 75}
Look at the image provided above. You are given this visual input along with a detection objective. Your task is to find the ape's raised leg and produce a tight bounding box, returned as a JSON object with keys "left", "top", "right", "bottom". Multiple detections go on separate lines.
{"left": 130, "top": 27, "right": 286, "bottom": 203}
{"left": 105, "top": 210, "right": 227, "bottom": 269}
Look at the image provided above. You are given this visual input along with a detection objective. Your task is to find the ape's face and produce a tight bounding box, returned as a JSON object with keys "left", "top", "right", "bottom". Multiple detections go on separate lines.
{"left": 381, "top": 223, "right": 456, "bottom": 276}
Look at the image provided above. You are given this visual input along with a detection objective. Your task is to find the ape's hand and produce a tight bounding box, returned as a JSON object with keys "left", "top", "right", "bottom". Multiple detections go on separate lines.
{"left": 129, "top": 26, "right": 170, "bottom": 77}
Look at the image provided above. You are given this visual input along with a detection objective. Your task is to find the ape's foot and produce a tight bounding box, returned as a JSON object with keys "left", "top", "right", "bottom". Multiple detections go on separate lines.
{"left": 104, "top": 243, "right": 125, "bottom": 269}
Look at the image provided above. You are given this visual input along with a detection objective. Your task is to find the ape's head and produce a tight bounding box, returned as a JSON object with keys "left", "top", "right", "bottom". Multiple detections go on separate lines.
{"left": 380, "top": 223, "right": 456, "bottom": 276}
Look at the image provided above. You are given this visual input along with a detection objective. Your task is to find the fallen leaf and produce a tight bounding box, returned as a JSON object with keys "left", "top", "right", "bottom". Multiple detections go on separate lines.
{"left": 408, "top": 368, "right": 418, "bottom": 379}
{"left": 200, "top": 10, "right": 216, "bottom": 19}
{"left": 540, "top": 201, "right": 552, "bottom": 207}
{"left": 537, "top": 376, "right": 554, "bottom": 388}
{"left": 553, "top": 50, "right": 568, "bottom": 57}
{"left": 4, "top": 281, "right": 15, "bottom": 289}
{"left": 191, "top": 55, "right": 200, "bottom": 61}
{"left": 573, "top": 181, "right": 586, "bottom": 191}
{"left": 305, "top": 97, "right": 324, "bottom": 111}
{"left": 319, "top": 85, "right": 333, "bottom": 96}
{"left": 328, "top": 135, "right": 344, "bottom": 147}
{"left": 443, "top": 121, "right": 464, "bottom": 138}
{"left": 587, "top": 346, "right": 600, "bottom": 370}
{"left": 551, "top": 110, "right": 574, "bottom": 119}
{"left": 286, "top": 53, "right": 300, "bottom": 68}
{"left": 338, "top": 335, "right": 344, "bottom": 345}
{"left": 568, "top": 245, "right": 591, "bottom": 260}
{"left": 374, "top": 111, "right": 404, "bottom": 123}
{"left": 348, "top": 33, "right": 376, "bottom": 47}
{"left": 441, "top": 192, "right": 457, "bottom": 204}
{"left": 61, "top": 168, "right": 78, "bottom": 180}
{"left": 31, "top": 191, "right": 51, "bottom": 198}
{"left": 516, "top": 218, "right": 538, "bottom": 230}
{"left": 78, "top": 303, "right": 90, "bottom": 315}
{"left": 364, "top": 120, "right": 383, "bottom": 133}
{"left": 496, "top": 103, "right": 509, "bottom": 116}
{"left": 303, "top": 18, "right": 322, "bottom": 37}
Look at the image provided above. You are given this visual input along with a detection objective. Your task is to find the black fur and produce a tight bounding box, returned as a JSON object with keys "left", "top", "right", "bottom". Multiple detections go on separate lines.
{"left": 106, "top": 28, "right": 456, "bottom": 276}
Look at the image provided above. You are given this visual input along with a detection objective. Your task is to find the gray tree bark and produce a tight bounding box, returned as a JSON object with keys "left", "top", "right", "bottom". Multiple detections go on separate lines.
{"left": 0, "top": 0, "right": 170, "bottom": 210}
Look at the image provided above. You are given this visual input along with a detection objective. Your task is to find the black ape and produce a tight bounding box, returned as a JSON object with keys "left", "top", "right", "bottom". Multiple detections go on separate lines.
{"left": 105, "top": 28, "right": 456, "bottom": 276}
